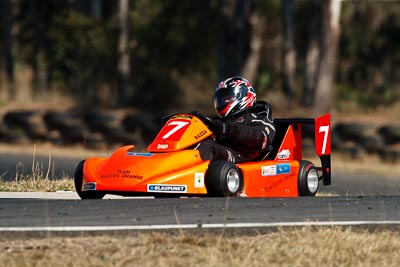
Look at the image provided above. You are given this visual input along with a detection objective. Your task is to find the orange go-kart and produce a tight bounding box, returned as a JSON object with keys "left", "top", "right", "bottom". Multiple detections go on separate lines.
{"left": 74, "top": 102, "right": 331, "bottom": 199}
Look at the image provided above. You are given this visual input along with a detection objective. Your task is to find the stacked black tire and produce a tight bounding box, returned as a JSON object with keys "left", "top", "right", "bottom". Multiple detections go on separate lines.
{"left": 331, "top": 122, "right": 400, "bottom": 162}
{"left": 1, "top": 108, "right": 399, "bottom": 162}
{"left": 0, "top": 108, "right": 160, "bottom": 151}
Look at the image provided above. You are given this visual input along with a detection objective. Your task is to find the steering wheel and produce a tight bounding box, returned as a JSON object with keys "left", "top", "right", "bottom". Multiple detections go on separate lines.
{"left": 190, "top": 111, "right": 213, "bottom": 125}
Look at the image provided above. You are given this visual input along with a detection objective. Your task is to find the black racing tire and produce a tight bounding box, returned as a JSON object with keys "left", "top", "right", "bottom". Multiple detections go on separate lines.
{"left": 83, "top": 109, "right": 119, "bottom": 132}
{"left": 60, "top": 123, "right": 89, "bottom": 144}
{"left": 23, "top": 120, "right": 47, "bottom": 140}
{"left": 0, "top": 127, "right": 27, "bottom": 144}
{"left": 378, "top": 125, "right": 400, "bottom": 144}
{"left": 43, "top": 111, "right": 71, "bottom": 131}
{"left": 358, "top": 135, "right": 384, "bottom": 154}
{"left": 334, "top": 122, "right": 376, "bottom": 141}
{"left": 74, "top": 160, "right": 105, "bottom": 199}
{"left": 298, "top": 160, "right": 319, "bottom": 196}
{"left": 380, "top": 146, "right": 400, "bottom": 163}
{"left": 3, "top": 110, "right": 37, "bottom": 127}
{"left": 122, "top": 112, "right": 159, "bottom": 141}
{"left": 102, "top": 126, "right": 138, "bottom": 145}
{"left": 205, "top": 161, "right": 243, "bottom": 197}
{"left": 83, "top": 133, "right": 107, "bottom": 150}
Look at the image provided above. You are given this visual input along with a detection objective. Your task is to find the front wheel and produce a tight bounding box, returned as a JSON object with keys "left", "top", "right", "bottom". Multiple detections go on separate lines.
{"left": 298, "top": 160, "right": 319, "bottom": 196}
{"left": 74, "top": 160, "right": 105, "bottom": 199}
{"left": 205, "top": 161, "right": 243, "bottom": 197}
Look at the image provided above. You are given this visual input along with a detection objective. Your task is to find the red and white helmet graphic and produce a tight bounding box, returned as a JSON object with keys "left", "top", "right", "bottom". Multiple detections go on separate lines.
{"left": 214, "top": 76, "right": 256, "bottom": 117}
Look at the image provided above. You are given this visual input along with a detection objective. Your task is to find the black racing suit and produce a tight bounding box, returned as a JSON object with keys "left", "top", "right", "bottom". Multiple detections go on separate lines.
{"left": 196, "top": 101, "right": 276, "bottom": 163}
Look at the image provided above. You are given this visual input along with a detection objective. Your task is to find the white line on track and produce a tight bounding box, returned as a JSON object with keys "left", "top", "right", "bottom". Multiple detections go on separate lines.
{"left": 1, "top": 221, "right": 400, "bottom": 232}
{"left": 0, "top": 192, "right": 151, "bottom": 199}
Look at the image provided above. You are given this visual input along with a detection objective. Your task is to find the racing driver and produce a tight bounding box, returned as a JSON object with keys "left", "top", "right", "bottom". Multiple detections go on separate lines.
{"left": 196, "top": 76, "right": 276, "bottom": 163}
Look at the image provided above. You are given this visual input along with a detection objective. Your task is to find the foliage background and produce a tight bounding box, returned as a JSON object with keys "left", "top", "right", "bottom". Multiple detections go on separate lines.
{"left": 0, "top": 0, "right": 399, "bottom": 114}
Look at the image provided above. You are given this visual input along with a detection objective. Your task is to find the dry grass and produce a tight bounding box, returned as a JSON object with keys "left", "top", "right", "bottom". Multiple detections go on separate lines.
{"left": 0, "top": 178, "right": 73, "bottom": 192}
{"left": 0, "top": 144, "right": 75, "bottom": 192}
{"left": 0, "top": 227, "right": 399, "bottom": 267}
{"left": 0, "top": 159, "right": 74, "bottom": 192}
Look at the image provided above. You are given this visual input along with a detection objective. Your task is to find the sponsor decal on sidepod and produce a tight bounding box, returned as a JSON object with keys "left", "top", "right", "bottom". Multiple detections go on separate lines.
{"left": 83, "top": 182, "right": 96, "bottom": 191}
{"left": 261, "top": 163, "right": 291, "bottom": 176}
{"left": 261, "top": 165, "right": 276, "bottom": 176}
{"left": 276, "top": 163, "right": 291, "bottom": 174}
{"left": 194, "top": 172, "right": 204, "bottom": 188}
{"left": 147, "top": 184, "right": 187, "bottom": 193}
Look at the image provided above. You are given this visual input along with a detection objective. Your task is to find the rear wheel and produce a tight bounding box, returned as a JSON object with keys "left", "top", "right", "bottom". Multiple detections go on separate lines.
{"left": 298, "top": 160, "right": 319, "bottom": 196}
{"left": 74, "top": 160, "right": 105, "bottom": 199}
{"left": 205, "top": 161, "right": 243, "bottom": 197}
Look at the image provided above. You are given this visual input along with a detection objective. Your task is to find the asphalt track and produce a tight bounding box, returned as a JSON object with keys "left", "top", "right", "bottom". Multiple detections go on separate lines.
{"left": 0, "top": 195, "right": 400, "bottom": 234}
{"left": 1, "top": 152, "right": 400, "bottom": 233}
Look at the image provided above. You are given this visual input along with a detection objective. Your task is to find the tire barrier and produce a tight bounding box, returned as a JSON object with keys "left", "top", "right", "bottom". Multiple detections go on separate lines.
{"left": 302, "top": 121, "right": 400, "bottom": 162}
{"left": 333, "top": 122, "right": 400, "bottom": 162}
{"left": 0, "top": 108, "right": 160, "bottom": 151}
{"left": 0, "top": 108, "right": 399, "bottom": 162}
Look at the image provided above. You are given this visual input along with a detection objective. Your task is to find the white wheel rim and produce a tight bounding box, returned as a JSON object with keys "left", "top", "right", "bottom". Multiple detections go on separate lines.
{"left": 307, "top": 168, "right": 319, "bottom": 194}
{"left": 226, "top": 169, "right": 240, "bottom": 193}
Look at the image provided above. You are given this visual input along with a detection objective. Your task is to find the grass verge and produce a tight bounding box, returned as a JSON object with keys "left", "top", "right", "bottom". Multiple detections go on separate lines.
{"left": 0, "top": 177, "right": 73, "bottom": 192}
{"left": 0, "top": 145, "right": 74, "bottom": 192}
{"left": 1, "top": 227, "right": 399, "bottom": 267}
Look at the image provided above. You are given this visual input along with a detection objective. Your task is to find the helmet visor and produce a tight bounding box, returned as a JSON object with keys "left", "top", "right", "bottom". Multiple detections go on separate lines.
{"left": 214, "top": 86, "right": 242, "bottom": 115}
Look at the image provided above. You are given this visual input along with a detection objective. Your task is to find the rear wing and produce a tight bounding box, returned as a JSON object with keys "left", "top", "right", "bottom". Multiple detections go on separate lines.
{"left": 269, "top": 114, "right": 331, "bottom": 185}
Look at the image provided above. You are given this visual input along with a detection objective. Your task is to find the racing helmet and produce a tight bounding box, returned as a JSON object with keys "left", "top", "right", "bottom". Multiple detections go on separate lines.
{"left": 214, "top": 76, "right": 256, "bottom": 117}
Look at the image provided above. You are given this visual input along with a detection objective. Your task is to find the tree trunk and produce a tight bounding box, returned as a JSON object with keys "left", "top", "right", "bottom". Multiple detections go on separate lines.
{"left": 217, "top": 0, "right": 234, "bottom": 80}
{"left": 31, "top": 0, "right": 48, "bottom": 97}
{"left": 1, "top": 0, "right": 15, "bottom": 100}
{"left": 302, "top": 0, "right": 321, "bottom": 107}
{"left": 91, "top": 0, "right": 102, "bottom": 19}
{"left": 241, "top": 8, "right": 263, "bottom": 84}
{"left": 234, "top": 0, "right": 251, "bottom": 74}
{"left": 281, "top": 0, "right": 296, "bottom": 106}
{"left": 314, "top": 0, "right": 341, "bottom": 114}
{"left": 117, "top": 0, "right": 131, "bottom": 105}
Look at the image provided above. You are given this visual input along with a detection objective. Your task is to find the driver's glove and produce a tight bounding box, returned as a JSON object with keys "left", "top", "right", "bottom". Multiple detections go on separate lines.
{"left": 209, "top": 120, "right": 227, "bottom": 137}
